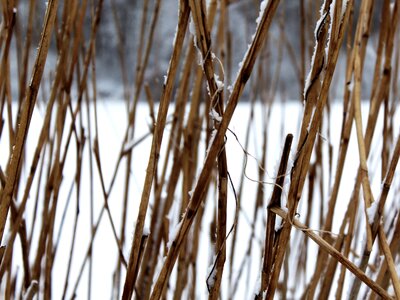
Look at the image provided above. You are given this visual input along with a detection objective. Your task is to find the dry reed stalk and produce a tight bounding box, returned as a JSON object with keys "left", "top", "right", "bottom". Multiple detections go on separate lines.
{"left": 299, "top": 0, "right": 306, "bottom": 97}
{"left": 135, "top": 4, "right": 210, "bottom": 300}
{"left": 85, "top": 49, "right": 96, "bottom": 300}
{"left": 378, "top": 225, "right": 400, "bottom": 299}
{"left": 111, "top": 5, "right": 153, "bottom": 288}
{"left": 239, "top": 96, "right": 270, "bottom": 295}
{"left": 352, "top": 0, "right": 375, "bottom": 253}
{"left": 0, "top": 8, "right": 16, "bottom": 148}
{"left": 372, "top": 213, "right": 400, "bottom": 300}
{"left": 5, "top": 0, "right": 105, "bottom": 296}
{"left": 363, "top": 131, "right": 400, "bottom": 300}
{"left": 37, "top": 0, "right": 104, "bottom": 290}
{"left": 349, "top": 1, "right": 399, "bottom": 297}
{"left": 125, "top": 0, "right": 161, "bottom": 136}
{"left": 92, "top": 139, "right": 127, "bottom": 267}
{"left": 170, "top": 47, "right": 195, "bottom": 300}
{"left": 149, "top": 1, "right": 280, "bottom": 299}
{"left": 1, "top": 0, "right": 400, "bottom": 298}
{"left": 311, "top": 0, "right": 375, "bottom": 293}
{"left": 317, "top": 215, "right": 346, "bottom": 299}
{"left": 266, "top": 1, "right": 352, "bottom": 297}
{"left": 270, "top": 206, "right": 393, "bottom": 299}
{"left": 0, "top": 0, "right": 59, "bottom": 244}
{"left": 182, "top": 50, "right": 208, "bottom": 300}
{"left": 104, "top": 0, "right": 159, "bottom": 208}
{"left": 301, "top": 0, "right": 352, "bottom": 292}
{"left": 227, "top": 87, "right": 256, "bottom": 292}
{"left": 188, "top": 0, "right": 228, "bottom": 298}
{"left": 258, "top": 133, "right": 293, "bottom": 298}
{"left": 121, "top": 2, "right": 190, "bottom": 299}
{"left": 110, "top": 0, "right": 130, "bottom": 103}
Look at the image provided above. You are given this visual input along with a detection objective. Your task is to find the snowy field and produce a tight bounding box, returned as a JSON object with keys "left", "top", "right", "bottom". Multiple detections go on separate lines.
{"left": 1, "top": 97, "right": 397, "bottom": 299}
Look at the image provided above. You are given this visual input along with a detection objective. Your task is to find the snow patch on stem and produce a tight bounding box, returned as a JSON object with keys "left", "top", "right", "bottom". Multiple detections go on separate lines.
{"left": 210, "top": 108, "right": 222, "bottom": 123}
{"left": 256, "top": 0, "right": 270, "bottom": 25}
{"left": 366, "top": 201, "right": 378, "bottom": 225}
{"left": 167, "top": 220, "right": 182, "bottom": 249}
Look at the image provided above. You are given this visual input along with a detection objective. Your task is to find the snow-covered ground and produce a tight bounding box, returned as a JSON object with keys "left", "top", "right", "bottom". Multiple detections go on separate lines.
{"left": 0, "top": 97, "right": 398, "bottom": 299}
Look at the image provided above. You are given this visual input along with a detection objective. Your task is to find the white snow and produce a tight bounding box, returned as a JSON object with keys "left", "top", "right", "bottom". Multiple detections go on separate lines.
{"left": 189, "top": 18, "right": 196, "bottom": 37}
{"left": 123, "top": 138, "right": 135, "bottom": 153}
{"left": 303, "top": 43, "right": 318, "bottom": 100}
{"left": 143, "top": 225, "right": 151, "bottom": 236}
{"left": 210, "top": 108, "right": 222, "bottom": 122}
{"left": 214, "top": 74, "right": 224, "bottom": 91}
{"left": 23, "top": 280, "right": 38, "bottom": 300}
{"left": 342, "top": 0, "right": 350, "bottom": 16}
{"left": 274, "top": 216, "right": 283, "bottom": 232}
{"left": 206, "top": 129, "right": 218, "bottom": 156}
{"left": 189, "top": 17, "right": 202, "bottom": 65}
{"left": 256, "top": 0, "right": 269, "bottom": 25}
{"left": 390, "top": 2, "right": 395, "bottom": 14}
{"left": 366, "top": 201, "right": 378, "bottom": 224}
{"left": 0, "top": 99, "right": 390, "bottom": 299}
{"left": 167, "top": 220, "right": 182, "bottom": 249}
{"left": 254, "top": 273, "right": 262, "bottom": 295}
{"left": 347, "top": 80, "right": 354, "bottom": 92}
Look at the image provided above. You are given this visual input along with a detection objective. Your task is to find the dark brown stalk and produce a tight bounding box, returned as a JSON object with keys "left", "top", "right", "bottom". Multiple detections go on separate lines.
{"left": 258, "top": 134, "right": 293, "bottom": 298}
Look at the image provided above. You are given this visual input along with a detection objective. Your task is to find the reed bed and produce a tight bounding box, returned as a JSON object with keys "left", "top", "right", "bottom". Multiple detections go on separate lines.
{"left": 0, "top": 0, "right": 400, "bottom": 299}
